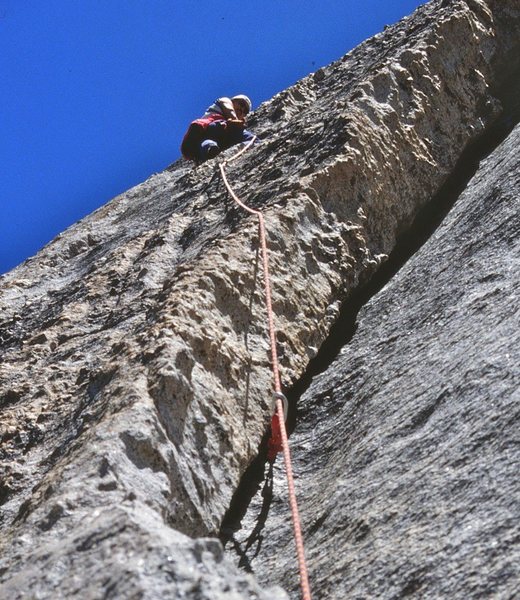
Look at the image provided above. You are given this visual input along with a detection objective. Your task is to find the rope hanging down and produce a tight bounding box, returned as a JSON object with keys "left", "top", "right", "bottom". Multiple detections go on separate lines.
{"left": 218, "top": 138, "right": 312, "bottom": 600}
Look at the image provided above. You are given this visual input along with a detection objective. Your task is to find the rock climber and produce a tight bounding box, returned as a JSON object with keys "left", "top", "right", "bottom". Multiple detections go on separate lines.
{"left": 180, "top": 95, "right": 255, "bottom": 163}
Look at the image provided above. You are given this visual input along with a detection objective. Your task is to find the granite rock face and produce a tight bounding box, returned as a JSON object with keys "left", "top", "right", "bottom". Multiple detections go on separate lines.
{"left": 1, "top": 505, "right": 288, "bottom": 600}
{"left": 0, "top": 0, "right": 519, "bottom": 598}
{"left": 230, "top": 120, "right": 520, "bottom": 599}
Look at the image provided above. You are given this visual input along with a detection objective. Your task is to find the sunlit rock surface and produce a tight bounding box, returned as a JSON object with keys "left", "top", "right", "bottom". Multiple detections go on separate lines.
{"left": 0, "top": 0, "right": 518, "bottom": 597}
{"left": 230, "top": 119, "right": 520, "bottom": 600}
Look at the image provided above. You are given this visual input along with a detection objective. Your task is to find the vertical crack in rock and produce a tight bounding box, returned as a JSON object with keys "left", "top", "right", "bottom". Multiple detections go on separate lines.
{"left": 220, "top": 73, "right": 520, "bottom": 562}
{"left": 224, "top": 97, "right": 520, "bottom": 600}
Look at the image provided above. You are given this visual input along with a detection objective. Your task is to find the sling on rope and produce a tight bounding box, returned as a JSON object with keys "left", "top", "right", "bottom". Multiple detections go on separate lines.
{"left": 218, "top": 138, "right": 312, "bottom": 600}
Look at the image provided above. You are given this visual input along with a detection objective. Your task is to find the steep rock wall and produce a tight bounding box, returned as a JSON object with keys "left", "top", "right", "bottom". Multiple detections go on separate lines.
{"left": 0, "top": 0, "right": 518, "bottom": 597}
{"left": 229, "top": 118, "right": 520, "bottom": 599}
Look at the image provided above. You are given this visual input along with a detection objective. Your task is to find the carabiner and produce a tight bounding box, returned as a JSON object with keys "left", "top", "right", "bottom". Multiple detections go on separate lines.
{"left": 272, "top": 391, "right": 288, "bottom": 422}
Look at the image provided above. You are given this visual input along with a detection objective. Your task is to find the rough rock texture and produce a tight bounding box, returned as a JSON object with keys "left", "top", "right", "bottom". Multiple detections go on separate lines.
{"left": 1, "top": 504, "right": 287, "bottom": 600}
{"left": 229, "top": 120, "right": 520, "bottom": 599}
{"left": 0, "top": 0, "right": 519, "bottom": 597}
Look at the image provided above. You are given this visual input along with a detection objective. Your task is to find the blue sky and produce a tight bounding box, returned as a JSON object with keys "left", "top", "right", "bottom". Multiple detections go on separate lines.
{"left": 0, "top": 0, "right": 423, "bottom": 275}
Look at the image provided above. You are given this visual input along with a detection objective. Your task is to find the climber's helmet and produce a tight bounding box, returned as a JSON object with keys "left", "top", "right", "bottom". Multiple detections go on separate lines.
{"left": 231, "top": 95, "right": 252, "bottom": 117}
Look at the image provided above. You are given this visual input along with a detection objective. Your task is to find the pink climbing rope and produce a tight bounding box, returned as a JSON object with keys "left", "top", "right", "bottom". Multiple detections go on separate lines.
{"left": 218, "top": 138, "right": 312, "bottom": 600}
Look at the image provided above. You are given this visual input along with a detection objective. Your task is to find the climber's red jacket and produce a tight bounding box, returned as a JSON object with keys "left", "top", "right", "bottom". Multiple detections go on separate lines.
{"left": 180, "top": 113, "right": 224, "bottom": 160}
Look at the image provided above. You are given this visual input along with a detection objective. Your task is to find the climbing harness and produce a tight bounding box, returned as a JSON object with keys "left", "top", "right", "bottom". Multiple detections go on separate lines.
{"left": 219, "top": 139, "right": 312, "bottom": 600}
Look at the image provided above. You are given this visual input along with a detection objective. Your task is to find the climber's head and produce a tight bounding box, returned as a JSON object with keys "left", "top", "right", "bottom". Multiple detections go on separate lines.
{"left": 232, "top": 95, "right": 252, "bottom": 118}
